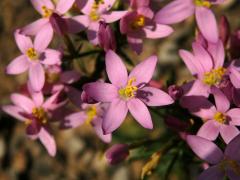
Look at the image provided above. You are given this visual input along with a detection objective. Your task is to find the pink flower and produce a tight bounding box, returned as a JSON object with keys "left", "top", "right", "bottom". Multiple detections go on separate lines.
{"left": 83, "top": 50, "right": 174, "bottom": 134}
{"left": 2, "top": 91, "right": 62, "bottom": 156}
{"left": 120, "top": 0, "right": 173, "bottom": 54}
{"left": 155, "top": 0, "right": 225, "bottom": 43}
{"left": 187, "top": 134, "right": 240, "bottom": 179}
{"left": 6, "top": 30, "right": 61, "bottom": 91}
{"left": 69, "top": 0, "right": 127, "bottom": 44}
{"left": 64, "top": 103, "right": 112, "bottom": 143}
{"left": 193, "top": 87, "right": 240, "bottom": 144}
{"left": 21, "top": 0, "right": 75, "bottom": 39}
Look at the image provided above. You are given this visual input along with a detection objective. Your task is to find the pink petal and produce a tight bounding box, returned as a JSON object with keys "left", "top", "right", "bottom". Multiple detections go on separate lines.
{"left": 30, "top": 0, "right": 54, "bottom": 15}
{"left": 226, "top": 169, "right": 240, "bottom": 180}
{"left": 129, "top": 55, "right": 157, "bottom": 86}
{"left": 105, "top": 50, "right": 128, "bottom": 87}
{"left": 29, "top": 63, "right": 45, "bottom": 92}
{"left": 138, "top": 7, "right": 154, "bottom": 19}
{"left": 6, "top": 55, "right": 29, "bottom": 74}
{"left": 42, "top": 49, "right": 61, "bottom": 65}
{"left": 227, "top": 108, "right": 240, "bottom": 126}
{"left": 229, "top": 67, "right": 240, "bottom": 89}
{"left": 225, "top": 134, "right": 240, "bottom": 161}
{"left": 211, "top": 86, "right": 230, "bottom": 113}
{"left": 2, "top": 105, "right": 26, "bottom": 121}
{"left": 154, "top": 0, "right": 194, "bottom": 24}
{"left": 103, "top": 99, "right": 128, "bottom": 134}
{"left": 220, "top": 125, "right": 239, "bottom": 144}
{"left": 186, "top": 135, "right": 223, "bottom": 164}
{"left": 67, "top": 15, "right": 89, "bottom": 33}
{"left": 31, "top": 91, "right": 44, "bottom": 107}
{"left": 38, "top": 127, "right": 56, "bottom": 157}
{"left": 197, "top": 120, "right": 220, "bottom": 141}
{"left": 102, "top": 11, "right": 128, "bottom": 23}
{"left": 127, "top": 36, "right": 143, "bottom": 54}
{"left": 34, "top": 23, "right": 53, "bottom": 52}
{"left": 181, "top": 80, "right": 209, "bottom": 97}
{"left": 87, "top": 22, "right": 100, "bottom": 45}
{"left": 138, "top": 87, "right": 174, "bottom": 106}
{"left": 144, "top": 24, "right": 173, "bottom": 39}
{"left": 195, "top": 7, "right": 219, "bottom": 43}
{"left": 92, "top": 117, "right": 112, "bottom": 143}
{"left": 64, "top": 112, "right": 87, "bottom": 128}
{"left": 208, "top": 40, "right": 225, "bottom": 68}
{"left": 127, "top": 98, "right": 153, "bottom": 129}
{"left": 14, "top": 30, "right": 33, "bottom": 54}
{"left": 11, "top": 93, "right": 35, "bottom": 114}
{"left": 21, "top": 18, "right": 49, "bottom": 36}
{"left": 198, "top": 165, "right": 225, "bottom": 180}
{"left": 191, "top": 99, "right": 216, "bottom": 119}
{"left": 192, "top": 42, "right": 213, "bottom": 73}
{"left": 56, "top": 0, "right": 75, "bottom": 14}
{"left": 42, "top": 91, "right": 61, "bottom": 110}
{"left": 83, "top": 82, "right": 118, "bottom": 103}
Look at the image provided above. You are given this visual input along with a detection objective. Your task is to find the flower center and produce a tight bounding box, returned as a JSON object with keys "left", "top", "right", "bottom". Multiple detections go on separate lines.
{"left": 26, "top": 48, "right": 39, "bottom": 61}
{"left": 219, "top": 159, "right": 240, "bottom": 176}
{"left": 85, "top": 105, "right": 97, "bottom": 125}
{"left": 89, "top": 0, "right": 104, "bottom": 21}
{"left": 32, "top": 107, "right": 48, "bottom": 124}
{"left": 131, "top": 15, "right": 145, "bottom": 30}
{"left": 214, "top": 112, "right": 227, "bottom": 124}
{"left": 119, "top": 78, "right": 138, "bottom": 99}
{"left": 203, "top": 67, "right": 226, "bottom": 86}
{"left": 194, "top": 0, "right": 211, "bottom": 8}
{"left": 42, "top": 6, "right": 53, "bottom": 18}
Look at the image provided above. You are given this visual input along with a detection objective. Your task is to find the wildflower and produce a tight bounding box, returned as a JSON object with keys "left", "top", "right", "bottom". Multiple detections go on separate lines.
{"left": 187, "top": 134, "right": 240, "bottom": 179}
{"left": 6, "top": 30, "right": 61, "bottom": 91}
{"left": 83, "top": 50, "right": 173, "bottom": 134}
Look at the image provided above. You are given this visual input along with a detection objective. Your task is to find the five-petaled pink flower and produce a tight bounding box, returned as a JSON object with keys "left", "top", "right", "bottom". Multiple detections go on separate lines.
{"left": 155, "top": 0, "right": 225, "bottom": 43}
{"left": 2, "top": 91, "right": 62, "bottom": 156}
{"left": 120, "top": 0, "right": 173, "bottom": 54}
{"left": 83, "top": 50, "right": 174, "bottom": 134}
{"left": 187, "top": 134, "right": 240, "bottom": 179}
{"left": 6, "top": 30, "right": 61, "bottom": 91}
{"left": 193, "top": 87, "right": 240, "bottom": 144}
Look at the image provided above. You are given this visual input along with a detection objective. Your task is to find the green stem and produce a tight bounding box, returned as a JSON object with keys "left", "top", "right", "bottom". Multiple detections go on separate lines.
{"left": 64, "top": 50, "right": 103, "bottom": 59}
{"left": 63, "top": 34, "right": 77, "bottom": 55}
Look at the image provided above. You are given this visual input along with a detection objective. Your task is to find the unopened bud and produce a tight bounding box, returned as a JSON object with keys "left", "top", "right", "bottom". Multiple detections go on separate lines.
{"left": 105, "top": 144, "right": 129, "bottom": 165}
{"left": 168, "top": 85, "right": 183, "bottom": 100}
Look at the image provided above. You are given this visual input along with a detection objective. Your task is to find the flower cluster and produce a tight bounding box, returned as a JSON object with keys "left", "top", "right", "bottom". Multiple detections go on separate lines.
{"left": 2, "top": 0, "right": 240, "bottom": 179}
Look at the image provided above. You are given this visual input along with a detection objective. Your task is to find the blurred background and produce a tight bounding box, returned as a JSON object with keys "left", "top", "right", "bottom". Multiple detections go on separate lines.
{"left": 0, "top": 0, "right": 239, "bottom": 179}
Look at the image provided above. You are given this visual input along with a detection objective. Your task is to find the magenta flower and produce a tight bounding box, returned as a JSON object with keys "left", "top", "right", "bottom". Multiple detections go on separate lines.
{"left": 120, "top": 0, "right": 173, "bottom": 54}
{"left": 187, "top": 135, "right": 240, "bottom": 179}
{"left": 6, "top": 30, "right": 61, "bottom": 91}
{"left": 22, "top": 0, "right": 75, "bottom": 39}
{"left": 2, "top": 91, "right": 62, "bottom": 156}
{"left": 83, "top": 50, "right": 174, "bottom": 134}
{"left": 64, "top": 103, "right": 112, "bottom": 143}
{"left": 155, "top": 0, "right": 225, "bottom": 43}
{"left": 69, "top": 0, "right": 127, "bottom": 44}
{"left": 193, "top": 87, "right": 240, "bottom": 144}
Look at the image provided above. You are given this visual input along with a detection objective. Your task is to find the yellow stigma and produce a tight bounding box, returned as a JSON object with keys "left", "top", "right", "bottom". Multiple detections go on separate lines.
{"left": 89, "top": 0, "right": 105, "bottom": 21}
{"left": 26, "top": 48, "right": 39, "bottom": 61}
{"left": 85, "top": 105, "right": 97, "bottom": 125}
{"left": 42, "top": 6, "right": 53, "bottom": 18}
{"left": 214, "top": 112, "right": 226, "bottom": 124}
{"left": 195, "top": 0, "right": 211, "bottom": 8}
{"left": 119, "top": 78, "right": 138, "bottom": 99}
{"left": 32, "top": 107, "right": 48, "bottom": 124}
{"left": 131, "top": 15, "right": 145, "bottom": 30}
{"left": 203, "top": 67, "right": 226, "bottom": 86}
{"left": 219, "top": 159, "right": 240, "bottom": 176}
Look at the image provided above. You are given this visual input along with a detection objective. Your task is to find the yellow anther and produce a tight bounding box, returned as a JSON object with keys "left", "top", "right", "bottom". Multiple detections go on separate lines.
{"left": 26, "top": 48, "right": 39, "bottom": 61}
{"left": 195, "top": 0, "right": 211, "bottom": 8}
{"left": 89, "top": 0, "right": 105, "bottom": 21}
{"left": 119, "top": 78, "right": 138, "bottom": 99}
{"left": 42, "top": 6, "right": 53, "bottom": 18}
{"left": 32, "top": 107, "right": 48, "bottom": 124}
{"left": 85, "top": 106, "right": 97, "bottom": 125}
{"left": 214, "top": 112, "right": 226, "bottom": 124}
{"left": 203, "top": 67, "right": 226, "bottom": 86}
{"left": 131, "top": 15, "right": 145, "bottom": 30}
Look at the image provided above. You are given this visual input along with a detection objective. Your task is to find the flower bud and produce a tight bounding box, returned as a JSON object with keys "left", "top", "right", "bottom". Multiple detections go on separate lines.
{"left": 81, "top": 91, "right": 98, "bottom": 104}
{"left": 168, "top": 85, "right": 183, "bottom": 100}
{"left": 219, "top": 16, "right": 230, "bottom": 46}
{"left": 105, "top": 144, "right": 129, "bottom": 165}
{"left": 50, "top": 13, "right": 68, "bottom": 35}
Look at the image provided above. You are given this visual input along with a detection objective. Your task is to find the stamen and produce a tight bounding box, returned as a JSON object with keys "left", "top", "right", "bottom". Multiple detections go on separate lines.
{"left": 85, "top": 106, "right": 97, "bottom": 125}
{"left": 119, "top": 78, "right": 138, "bottom": 99}
{"left": 32, "top": 107, "right": 48, "bottom": 124}
{"left": 26, "top": 48, "right": 39, "bottom": 61}
{"left": 214, "top": 112, "right": 226, "bottom": 124}
{"left": 203, "top": 67, "right": 226, "bottom": 86}
{"left": 131, "top": 15, "right": 145, "bottom": 30}
{"left": 42, "top": 6, "right": 53, "bottom": 18}
{"left": 89, "top": 0, "right": 105, "bottom": 21}
{"left": 195, "top": 0, "right": 211, "bottom": 8}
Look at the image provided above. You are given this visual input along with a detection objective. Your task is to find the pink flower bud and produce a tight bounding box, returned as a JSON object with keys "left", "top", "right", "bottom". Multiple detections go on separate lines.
{"left": 81, "top": 91, "right": 98, "bottom": 104}
{"left": 105, "top": 144, "right": 129, "bottom": 165}
{"left": 98, "top": 22, "right": 116, "bottom": 52}
{"left": 168, "top": 85, "right": 183, "bottom": 100}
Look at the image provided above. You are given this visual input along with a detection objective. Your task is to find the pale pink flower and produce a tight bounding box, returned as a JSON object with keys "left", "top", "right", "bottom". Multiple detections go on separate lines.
{"left": 83, "top": 50, "right": 174, "bottom": 134}
{"left": 2, "top": 91, "right": 62, "bottom": 156}
{"left": 187, "top": 134, "right": 240, "bottom": 179}
{"left": 6, "top": 30, "right": 61, "bottom": 91}
{"left": 155, "top": 0, "right": 225, "bottom": 43}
